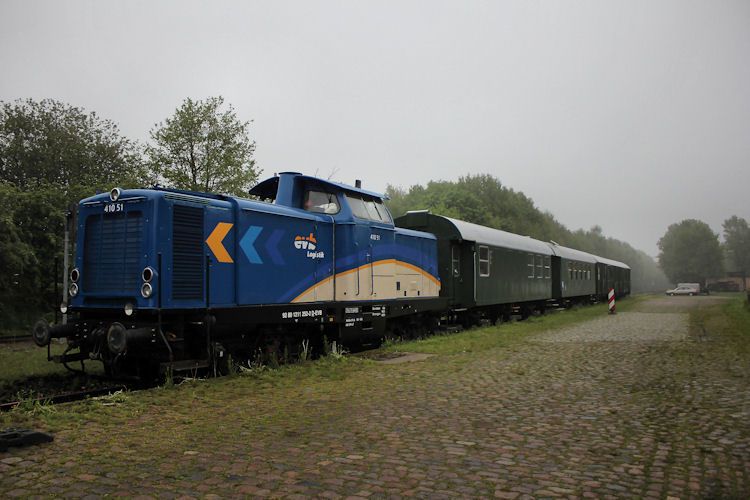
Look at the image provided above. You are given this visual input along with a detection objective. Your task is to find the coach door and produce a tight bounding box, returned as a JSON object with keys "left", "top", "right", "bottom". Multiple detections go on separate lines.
{"left": 551, "top": 256, "right": 562, "bottom": 298}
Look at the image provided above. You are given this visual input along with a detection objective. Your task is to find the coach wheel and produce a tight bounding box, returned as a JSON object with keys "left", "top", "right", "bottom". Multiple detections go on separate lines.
{"left": 689, "top": 292, "right": 695, "bottom": 296}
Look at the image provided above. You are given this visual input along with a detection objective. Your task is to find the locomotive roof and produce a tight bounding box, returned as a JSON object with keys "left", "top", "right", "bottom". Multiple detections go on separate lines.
{"left": 441, "top": 216, "right": 553, "bottom": 255}
{"left": 249, "top": 173, "right": 388, "bottom": 201}
{"left": 547, "top": 243, "right": 597, "bottom": 263}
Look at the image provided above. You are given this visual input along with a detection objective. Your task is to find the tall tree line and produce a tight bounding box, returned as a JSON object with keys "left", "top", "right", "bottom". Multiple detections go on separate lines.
{"left": 386, "top": 175, "right": 672, "bottom": 293}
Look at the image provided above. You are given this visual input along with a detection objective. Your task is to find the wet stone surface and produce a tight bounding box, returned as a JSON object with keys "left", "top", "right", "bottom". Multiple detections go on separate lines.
{"left": 1, "top": 295, "right": 749, "bottom": 498}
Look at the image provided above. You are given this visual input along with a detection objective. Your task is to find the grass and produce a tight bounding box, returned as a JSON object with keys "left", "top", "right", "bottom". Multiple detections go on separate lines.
{"left": 0, "top": 295, "right": 648, "bottom": 430}
{"left": 691, "top": 292, "right": 750, "bottom": 349}
{"left": 384, "top": 295, "right": 648, "bottom": 355}
{"left": 0, "top": 341, "right": 71, "bottom": 383}
{"left": 3, "top": 293, "right": 749, "bottom": 498}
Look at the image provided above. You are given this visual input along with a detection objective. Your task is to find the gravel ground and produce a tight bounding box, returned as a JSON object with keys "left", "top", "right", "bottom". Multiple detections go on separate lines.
{"left": 1, "top": 295, "right": 749, "bottom": 499}
{"left": 532, "top": 312, "right": 689, "bottom": 343}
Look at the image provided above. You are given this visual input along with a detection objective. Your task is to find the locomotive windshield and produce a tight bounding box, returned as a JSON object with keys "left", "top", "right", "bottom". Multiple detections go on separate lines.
{"left": 304, "top": 190, "right": 340, "bottom": 214}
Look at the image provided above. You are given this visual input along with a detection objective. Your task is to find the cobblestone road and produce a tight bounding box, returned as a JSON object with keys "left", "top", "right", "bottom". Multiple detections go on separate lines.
{"left": 1, "top": 296, "right": 749, "bottom": 498}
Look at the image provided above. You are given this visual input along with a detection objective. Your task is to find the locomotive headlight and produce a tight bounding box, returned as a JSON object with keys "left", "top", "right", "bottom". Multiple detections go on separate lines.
{"left": 142, "top": 266, "right": 155, "bottom": 283}
{"left": 110, "top": 187, "right": 122, "bottom": 202}
{"left": 69, "top": 282, "right": 79, "bottom": 297}
{"left": 70, "top": 268, "right": 79, "bottom": 283}
{"left": 140, "top": 282, "right": 153, "bottom": 298}
{"left": 124, "top": 302, "right": 135, "bottom": 316}
{"left": 60, "top": 303, "right": 68, "bottom": 314}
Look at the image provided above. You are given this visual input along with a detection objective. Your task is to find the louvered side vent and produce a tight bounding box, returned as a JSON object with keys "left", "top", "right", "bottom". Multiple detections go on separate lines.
{"left": 172, "top": 205, "right": 205, "bottom": 300}
{"left": 83, "top": 212, "right": 143, "bottom": 293}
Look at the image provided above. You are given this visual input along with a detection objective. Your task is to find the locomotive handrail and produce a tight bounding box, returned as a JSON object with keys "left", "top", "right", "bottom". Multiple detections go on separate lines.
{"left": 369, "top": 249, "right": 374, "bottom": 296}
{"left": 355, "top": 242, "right": 360, "bottom": 296}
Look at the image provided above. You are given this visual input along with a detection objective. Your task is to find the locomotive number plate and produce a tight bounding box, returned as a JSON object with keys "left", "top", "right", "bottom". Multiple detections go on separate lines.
{"left": 104, "top": 203, "right": 124, "bottom": 213}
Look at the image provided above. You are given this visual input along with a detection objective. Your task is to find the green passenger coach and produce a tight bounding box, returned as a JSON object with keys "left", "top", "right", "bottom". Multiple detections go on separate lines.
{"left": 395, "top": 211, "right": 554, "bottom": 320}
{"left": 548, "top": 243, "right": 598, "bottom": 301}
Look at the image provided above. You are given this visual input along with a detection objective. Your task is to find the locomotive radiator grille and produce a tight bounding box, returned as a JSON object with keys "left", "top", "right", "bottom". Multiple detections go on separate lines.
{"left": 172, "top": 204, "right": 205, "bottom": 300}
{"left": 83, "top": 212, "right": 143, "bottom": 293}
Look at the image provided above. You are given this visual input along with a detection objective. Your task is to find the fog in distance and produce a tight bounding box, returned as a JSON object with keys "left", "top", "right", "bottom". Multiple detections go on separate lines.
{"left": 1, "top": 0, "right": 748, "bottom": 255}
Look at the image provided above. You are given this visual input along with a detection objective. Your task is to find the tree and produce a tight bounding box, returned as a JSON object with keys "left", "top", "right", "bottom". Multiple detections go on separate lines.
{"left": 657, "top": 219, "right": 723, "bottom": 284}
{"left": 723, "top": 215, "right": 750, "bottom": 274}
{"left": 0, "top": 99, "right": 147, "bottom": 331}
{"left": 0, "top": 99, "right": 147, "bottom": 191}
{"left": 386, "top": 173, "right": 671, "bottom": 293}
{"left": 147, "top": 96, "right": 259, "bottom": 197}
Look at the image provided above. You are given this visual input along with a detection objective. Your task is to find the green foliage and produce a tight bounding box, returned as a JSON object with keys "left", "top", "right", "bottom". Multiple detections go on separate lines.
{"left": 0, "top": 98, "right": 147, "bottom": 190}
{"left": 658, "top": 219, "right": 723, "bottom": 284}
{"left": 386, "top": 174, "right": 670, "bottom": 292}
{"left": 0, "top": 99, "right": 147, "bottom": 330}
{"left": 147, "top": 96, "right": 259, "bottom": 197}
{"left": 722, "top": 215, "right": 750, "bottom": 273}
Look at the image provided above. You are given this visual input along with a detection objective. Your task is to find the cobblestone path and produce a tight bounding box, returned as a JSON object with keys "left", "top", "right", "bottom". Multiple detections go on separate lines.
{"left": 1, "top": 296, "right": 749, "bottom": 498}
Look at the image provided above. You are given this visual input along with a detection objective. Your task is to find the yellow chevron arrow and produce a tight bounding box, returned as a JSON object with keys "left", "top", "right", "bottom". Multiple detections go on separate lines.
{"left": 206, "top": 222, "right": 234, "bottom": 263}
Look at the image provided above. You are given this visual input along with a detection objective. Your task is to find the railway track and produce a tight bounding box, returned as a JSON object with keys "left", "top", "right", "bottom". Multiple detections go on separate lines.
{"left": 0, "top": 386, "right": 128, "bottom": 412}
{"left": 0, "top": 335, "right": 32, "bottom": 345}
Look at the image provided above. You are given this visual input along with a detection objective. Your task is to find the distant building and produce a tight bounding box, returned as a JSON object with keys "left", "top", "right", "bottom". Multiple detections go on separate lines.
{"left": 707, "top": 272, "right": 748, "bottom": 291}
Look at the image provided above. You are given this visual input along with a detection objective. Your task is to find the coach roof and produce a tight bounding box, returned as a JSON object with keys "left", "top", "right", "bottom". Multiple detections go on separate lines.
{"left": 440, "top": 216, "right": 553, "bottom": 255}
{"left": 547, "top": 243, "right": 597, "bottom": 263}
{"left": 593, "top": 255, "right": 631, "bottom": 269}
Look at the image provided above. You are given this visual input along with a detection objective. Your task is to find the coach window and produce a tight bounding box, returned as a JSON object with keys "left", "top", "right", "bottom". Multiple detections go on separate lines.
{"left": 304, "top": 190, "right": 340, "bottom": 214}
{"left": 527, "top": 254, "right": 535, "bottom": 278}
{"left": 568, "top": 263, "right": 573, "bottom": 280}
{"left": 535, "top": 255, "right": 543, "bottom": 278}
{"left": 452, "top": 246, "right": 461, "bottom": 277}
{"left": 479, "top": 246, "right": 490, "bottom": 277}
{"left": 544, "top": 256, "right": 551, "bottom": 278}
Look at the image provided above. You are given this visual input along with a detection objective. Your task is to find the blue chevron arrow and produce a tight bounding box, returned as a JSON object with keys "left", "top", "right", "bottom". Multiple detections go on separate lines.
{"left": 265, "top": 229, "right": 285, "bottom": 265}
{"left": 240, "top": 226, "right": 263, "bottom": 264}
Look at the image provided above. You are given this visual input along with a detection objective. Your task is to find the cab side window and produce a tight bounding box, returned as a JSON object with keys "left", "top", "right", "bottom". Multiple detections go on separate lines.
{"left": 304, "top": 190, "right": 340, "bottom": 214}
{"left": 345, "top": 194, "right": 392, "bottom": 223}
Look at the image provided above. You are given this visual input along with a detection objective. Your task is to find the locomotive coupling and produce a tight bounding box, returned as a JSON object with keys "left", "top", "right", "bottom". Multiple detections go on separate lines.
{"left": 31, "top": 319, "right": 77, "bottom": 347}
{"left": 106, "top": 323, "right": 155, "bottom": 355}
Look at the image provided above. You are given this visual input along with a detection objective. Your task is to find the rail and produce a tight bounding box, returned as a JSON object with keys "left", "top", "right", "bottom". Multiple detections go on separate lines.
{"left": 0, "top": 386, "right": 127, "bottom": 412}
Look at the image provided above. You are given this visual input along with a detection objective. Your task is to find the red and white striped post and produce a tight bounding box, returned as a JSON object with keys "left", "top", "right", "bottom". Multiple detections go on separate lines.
{"left": 607, "top": 288, "right": 616, "bottom": 314}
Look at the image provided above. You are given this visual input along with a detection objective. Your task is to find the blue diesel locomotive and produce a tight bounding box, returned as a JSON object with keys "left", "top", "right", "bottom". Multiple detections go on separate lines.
{"left": 32, "top": 172, "right": 630, "bottom": 377}
{"left": 33, "top": 172, "right": 444, "bottom": 376}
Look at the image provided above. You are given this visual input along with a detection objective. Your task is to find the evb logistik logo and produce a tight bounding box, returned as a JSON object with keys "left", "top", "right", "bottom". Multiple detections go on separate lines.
{"left": 294, "top": 233, "right": 325, "bottom": 260}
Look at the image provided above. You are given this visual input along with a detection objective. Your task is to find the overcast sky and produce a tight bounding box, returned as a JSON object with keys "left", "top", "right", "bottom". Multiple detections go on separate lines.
{"left": 1, "top": 0, "right": 748, "bottom": 256}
